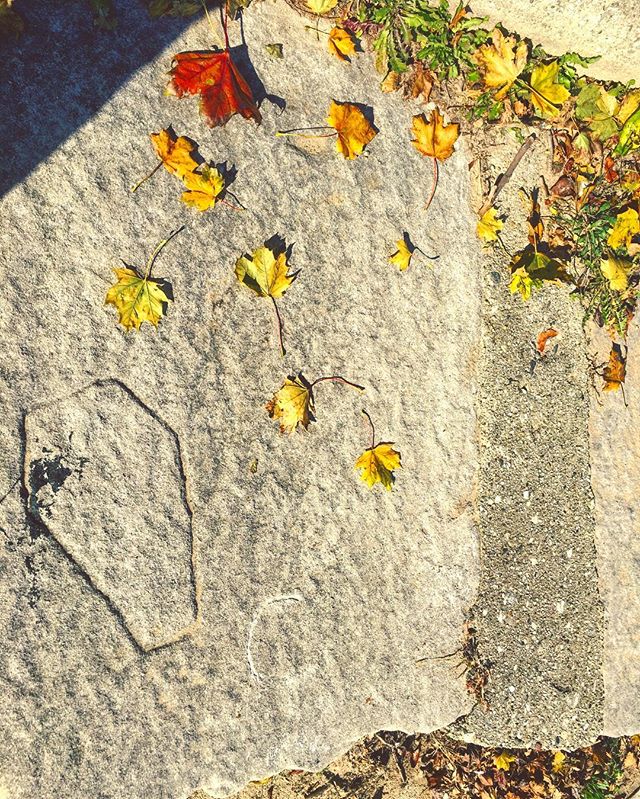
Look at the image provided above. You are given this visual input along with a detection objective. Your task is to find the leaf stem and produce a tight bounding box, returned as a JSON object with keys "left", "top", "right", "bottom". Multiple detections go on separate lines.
{"left": 310, "top": 375, "right": 365, "bottom": 392}
{"left": 276, "top": 126, "right": 336, "bottom": 139}
{"left": 144, "top": 226, "right": 184, "bottom": 280}
{"left": 361, "top": 409, "right": 376, "bottom": 449}
{"left": 220, "top": 197, "right": 245, "bottom": 212}
{"left": 304, "top": 24, "right": 329, "bottom": 36}
{"left": 271, "top": 297, "right": 286, "bottom": 357}
{"left": 424, "top": 157, "right": 439, "bottom": 212}
{"left": 219, "top": 1, "right": 230, "bottom": 50}
{"left": 131, "top": 160, "right": 162, "bottom": 193}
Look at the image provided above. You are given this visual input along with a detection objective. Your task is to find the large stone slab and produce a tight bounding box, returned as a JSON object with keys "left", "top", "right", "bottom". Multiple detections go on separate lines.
{"left": 0, "top": 1, "right": 482, "bottom": 796}
{"left": 590, "top": 325, "right": 640, "bottom": 736}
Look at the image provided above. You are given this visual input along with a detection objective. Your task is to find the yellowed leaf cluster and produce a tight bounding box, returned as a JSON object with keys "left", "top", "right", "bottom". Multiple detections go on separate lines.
{"left": 144, "top": 127, "right": 225, "bottom": 211}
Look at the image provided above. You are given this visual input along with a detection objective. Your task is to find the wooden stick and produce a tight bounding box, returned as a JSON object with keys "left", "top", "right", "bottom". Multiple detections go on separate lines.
{"left": 478, "top": 132, "right": 537, "bottom": 217}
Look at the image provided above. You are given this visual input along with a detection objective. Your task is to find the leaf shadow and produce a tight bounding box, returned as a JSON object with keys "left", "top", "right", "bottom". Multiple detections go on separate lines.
{"left": 0, "top": 1, "right": 195, "bottom": 198}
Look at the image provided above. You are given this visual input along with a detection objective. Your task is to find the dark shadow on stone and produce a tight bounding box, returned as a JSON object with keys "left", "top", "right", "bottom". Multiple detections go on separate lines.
{"left": 0, "top": 0, "right": 194, "bottom": 198}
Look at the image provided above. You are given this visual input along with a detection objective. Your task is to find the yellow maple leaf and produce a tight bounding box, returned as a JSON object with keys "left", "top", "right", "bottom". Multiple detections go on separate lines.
{"left": 529, "top": 61, "right": 570, "bottom": 118}
{"left": 472, "top": 28, "right": 528, "bottom": 100}
{"left": 266, "top": 374, "right": 315, "bottom": 434}
{"left": 355, "top": 443, "right": 401, "bottom": 490}
{"left": 551, "top": 751, "right": 566, "bottom": 773}
{"left": 306, "top": 0, "right": 337, "bottom": 14}
{"left": 411, "top": 107, "right": 459, "bottom": 161}
{"left": 509, "top": 266, "right": 534, "bottom": 300}
{"left": 389, "top": 235, "right": 415, "bottom": 271}
{"left": 607, "top": 208, "right": 640, "bottom": 252}
{"left": 105, "top": 268, "right": 172, "bottom": 331}
{"left": 477, "top": 207, "right": 503, "bottom": 243}
{"left": 105, "top": 232, "right": 179, "bottom": 331}
{"left": 601, "top": 255, "right": 632, "bottom": 291}
{"left": 328, "top": 26, "right": 357, "bottom": 62}
{"left": 493, "top": 751, "right": 517, "bottom": 771}
{"left": 327, "top": 100, "right": 377, "bottom": 159}
{"left": 149, "top": 128, "right": 198, "bottom": 177}
{"left": 235, "top": 245, "right": 298, "bottom": 298}
{"left": 179, "top": 165, "right": 224, "bottom": 211}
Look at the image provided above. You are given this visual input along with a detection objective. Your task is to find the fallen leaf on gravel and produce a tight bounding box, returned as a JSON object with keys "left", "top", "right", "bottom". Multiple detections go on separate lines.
{"left": 509, "top": 247, "right": 569, "bottom": 300}
{"left": 355, "top": 443, "right": 401, "bottom": 490}
{"left": 494, "top": 752, "right": 517, "bottom": 771}
{"left": 477, "top": 207, "right": 503, "bottom": 243}
{"left": 529, "top": 61, "right": 570, "bottom": 118}
{"left": 328, "top": 26, "right": 357, "bottom": 62}
{"left": 266, "top": 374, "right": 315, "bottom": 433}
{"left": 411, "top": 107, "right": 459, "bottom": 161}
{"left": 389, "top": 235, "right": 415, "bottom": 271}
{"left": 536, "top": 328, "right": 558, "bottom": 354}
{"left": 472, "top": 28, "right": 528, "bottom": 100}
{"left": 105, "top": 268, "right": 172, "bottom": 331}
{"left": 167, "top": 48, "right": 262, "bottom": 128}
{"left": 600, "top": 255, "right": 632, "bottom": 291}
{"left": 179, "top": 165, "right": 225, "bottom": 211}
{"left": 150, "top": 128, "right": 199, "bottom": 177}
{"left": 306, "top": 0, "right": 337, "bottom": 13}
{"left": 603, "top": 343, "right": 626, "bottom": 391}
{"left": 327, "top": 100, "right": 377, "bottom": 159}
{"left": 607, "top": 208, "right": 640, "bottom": 253}
{"left": 235, "top": 244, "right": 298, "bottom": 298}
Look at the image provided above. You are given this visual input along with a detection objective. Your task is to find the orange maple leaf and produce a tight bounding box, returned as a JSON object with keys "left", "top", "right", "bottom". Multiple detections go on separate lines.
{"left": 167, "top": 48, "right": 262, "bottom": 128}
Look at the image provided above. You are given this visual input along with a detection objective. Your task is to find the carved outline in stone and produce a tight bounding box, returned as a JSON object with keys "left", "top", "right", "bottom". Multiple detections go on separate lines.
{"left": 20, "top": 377, "right": 202, "bottom": 653}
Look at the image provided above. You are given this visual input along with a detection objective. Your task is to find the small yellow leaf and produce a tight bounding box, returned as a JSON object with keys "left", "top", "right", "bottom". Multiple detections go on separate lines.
{"left": 552, "top": 751, "right": 566, "bottom": 772}
{"left": 327, "top": 100, "right": 377, "bottom": 159}
{"left": 105, "top": 267, "right": 172, "bottom": 331}
{"left": 477, "top": 207, "right": 503, "bottom": 243}
{"left": 266, "top": 374, "right": 315, "bottom": 434}
{"left": 149, "top": 128, "right": 199, "bottom": 177}
{"left": 472, "top": 29, "right": 528, "bottom": 100}
{"left": 493, "top": 751, "right": 517, "bottom": 771}
{"left": 529, "top": 61, "right": 570, "bottom": 118}
{"left": 306, "top": 0, "right": 337, "bottom": 14}
{"left": 179, "top": 165, "right": 225, "bottom": 211}
{"left": 355, "top": 443, "right": 401, "bottom": 490}
{"left": 601, "top": 255, "right": 632, "bottom": 291}
{"left": 607, "top": 208, "right": 640, "bottom": 252}
{"left": 235, "top": 245, "right": 298, "bottom": 299}
{"left": 389, "top": 236, "right": 415, "bottom": 271}
{"left": 328, "top": 26, "right": 357, "bottom": 62}
{"left": 509, "top": 266, "right": 534, "bottom": 300}
{"left": 411, "top": 107, "right": 459, "bottom": 161}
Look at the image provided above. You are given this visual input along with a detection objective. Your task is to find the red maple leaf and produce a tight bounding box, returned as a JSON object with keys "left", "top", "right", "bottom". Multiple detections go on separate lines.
{"left": 167, "top": 48, "right": 262, "bottom": 128}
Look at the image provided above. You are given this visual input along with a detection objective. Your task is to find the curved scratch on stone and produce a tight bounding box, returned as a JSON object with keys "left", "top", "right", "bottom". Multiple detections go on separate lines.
{"left": 20, "top": 377, "right": 202, "bottom": 654}
{"left": 246, "top": 592, "right": 303, "bottom": 685}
